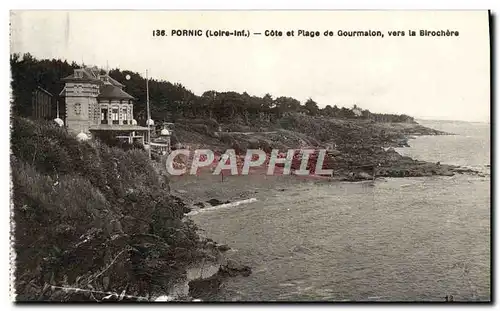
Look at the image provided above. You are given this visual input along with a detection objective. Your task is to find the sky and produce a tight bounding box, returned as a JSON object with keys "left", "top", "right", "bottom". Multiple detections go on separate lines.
{"left": 10, "top": 10, "right": 490, "bottom": 122}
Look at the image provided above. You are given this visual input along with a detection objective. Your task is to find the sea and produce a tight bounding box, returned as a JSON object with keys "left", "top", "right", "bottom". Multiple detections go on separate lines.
{"left": 189, "top": 120, "right": 491, "bottom": 302}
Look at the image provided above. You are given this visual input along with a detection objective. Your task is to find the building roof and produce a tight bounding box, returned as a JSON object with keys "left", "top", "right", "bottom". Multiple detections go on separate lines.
{"left": 36, "top": 86, "right": 53, "bottom": 96}
{"left": 98, "top": 84, "right": 135, "bottom": 100}
{"left": 61, "top": 68, "right": 101, "bottom": 83}
{"left": 107, "top": 76, "right": 125, "bottom": 88}
{"left": 61, "top": 67, "right": 134, "bottom": 100}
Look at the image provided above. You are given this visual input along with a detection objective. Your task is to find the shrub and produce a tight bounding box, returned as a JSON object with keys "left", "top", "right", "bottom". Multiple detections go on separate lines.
{"left": 11, "top": 117, "right": 205, "bottom": 301}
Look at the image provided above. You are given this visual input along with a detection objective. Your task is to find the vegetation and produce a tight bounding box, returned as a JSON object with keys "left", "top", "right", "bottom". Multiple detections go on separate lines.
{"left": 11, "top": 117, "right": 210, "bottom": 301}
{"left": 10, "top": 53, "right": 417, "bottom": 125}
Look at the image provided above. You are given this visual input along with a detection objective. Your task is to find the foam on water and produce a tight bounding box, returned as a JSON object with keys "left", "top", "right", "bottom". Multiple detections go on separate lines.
{"left": 187, "top": 198, "right": 258, "bottom": 216}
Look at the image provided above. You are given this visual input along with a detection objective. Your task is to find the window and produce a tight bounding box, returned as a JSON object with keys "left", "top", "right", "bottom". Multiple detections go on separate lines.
{"left": 122, "top": 108, "right": 128, "bottom": 124}
{"left": 101, "top": 108, "right": 108, "bottom": 124}
{"left": 74, "top": 103, "right": 81, "bottom": 115}
{"left": 74, "top": 85, "right": 83, "bottom": 94}
{"left": 94, "top": 104, "right": 100, "bottom": 122}
{"left": 112, "top": 108, "right": 119, "bottom": 124}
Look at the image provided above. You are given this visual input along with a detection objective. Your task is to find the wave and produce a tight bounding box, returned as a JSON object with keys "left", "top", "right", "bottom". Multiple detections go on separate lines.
{"left": 187, "top": 198, "right": 258, "bottom": 216}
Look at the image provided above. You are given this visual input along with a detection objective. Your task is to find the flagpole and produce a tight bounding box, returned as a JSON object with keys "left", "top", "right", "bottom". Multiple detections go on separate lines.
{"left": 146, "top": 69, "right": 151, "bottom": 159}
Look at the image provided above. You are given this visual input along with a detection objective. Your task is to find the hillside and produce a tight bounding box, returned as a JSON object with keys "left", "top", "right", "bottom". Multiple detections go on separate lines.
{"left": 11, "top": 117, "right": 218, "bottom": 301}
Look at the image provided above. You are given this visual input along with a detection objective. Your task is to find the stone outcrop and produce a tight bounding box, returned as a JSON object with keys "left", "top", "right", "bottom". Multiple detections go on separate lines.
{"left": 218, "top": 259, "right": 252, "bottom": 277}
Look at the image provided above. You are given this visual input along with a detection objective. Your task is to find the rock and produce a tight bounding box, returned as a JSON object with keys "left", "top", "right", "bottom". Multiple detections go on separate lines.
{"left": 206, "top": 198, "right": 225, "bottom": 206}
{"left": 452, "top": 167, "right": 479, "bottom": 175}
{"left": 206, "top": 241, "right": 215, "bottom": 248}
{"left": 217, "top": 244, "right": 231, "bottom": 252}
{"left": 357, "top": 172, "right": 373, "bottom": 180}
{"left": 328, "top": 149, "right": 342, "bottom": 156}
{"left": 171, "top": 196, "right": 191, "bottom": 214}
{"left": 180, "top": 205, "right": 191, "bottom": 214}
{"left": 194, "top": 202, "right": 205, "bottom": 209}
{"left": 188, "top": 274, "right": 223, "bottom": 298}
{"left": 341, "top": 171, "right": 374, "bottom": 181}
{"left": 219, "top": 259, "right": 252, "bottom": 277}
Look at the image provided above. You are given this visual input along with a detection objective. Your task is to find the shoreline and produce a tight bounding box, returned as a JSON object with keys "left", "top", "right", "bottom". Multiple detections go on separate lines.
{"left": 169, "top": 158, "right": 484, "bottom": 208}
{"left": 163, "top": 122, "right": 486, "bottom": 301}
{"left": 166, "top": 127, "right": 488, "bottom": 300}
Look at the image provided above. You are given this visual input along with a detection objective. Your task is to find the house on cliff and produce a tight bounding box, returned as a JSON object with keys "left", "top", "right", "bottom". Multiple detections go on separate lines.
{"left": 352, "top": 106, "right": 363, "bottom": 117}
{"left": 58, "top": 66, "right": 150, "bottom": 144}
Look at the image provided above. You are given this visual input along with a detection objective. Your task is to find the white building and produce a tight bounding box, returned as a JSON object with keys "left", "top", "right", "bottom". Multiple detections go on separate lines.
{"left": 59, "top": 66, "right": 149, "bottom": 144}
{"left": 352, "top": 106, "right": 363, "bottom": 117}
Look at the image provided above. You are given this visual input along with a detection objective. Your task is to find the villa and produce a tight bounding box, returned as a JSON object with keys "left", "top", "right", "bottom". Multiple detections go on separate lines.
{"left": 58, "top": 66, "right": 153, "bottom": 145}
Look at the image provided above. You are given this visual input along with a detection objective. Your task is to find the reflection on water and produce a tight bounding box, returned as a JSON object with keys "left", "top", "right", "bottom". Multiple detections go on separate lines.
{"left": 190, "top": 121, "right": 490, "bottom": 301}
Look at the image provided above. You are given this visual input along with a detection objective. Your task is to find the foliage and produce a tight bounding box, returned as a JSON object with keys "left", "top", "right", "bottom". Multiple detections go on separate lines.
{"left": 10, "top": 53, "right": 416, "bottom": 126}
{"left": 11, "top": 117, "right": 205, "bottom": 301}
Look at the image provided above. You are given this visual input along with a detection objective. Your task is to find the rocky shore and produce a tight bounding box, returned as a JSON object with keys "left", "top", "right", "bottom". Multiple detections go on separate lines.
{"left": 166, "top": 118, "right": 480, "bottom": 300}
{"left": 174, "top": 113, "right": 471, "bottom": 182}
{"left": 287, "top": 146, "right": 482, "bottom": 182}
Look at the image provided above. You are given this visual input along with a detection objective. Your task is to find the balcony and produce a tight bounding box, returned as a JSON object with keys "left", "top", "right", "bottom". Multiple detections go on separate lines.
{"left": 101, "top": 119, "right": 108, "bottom": 125}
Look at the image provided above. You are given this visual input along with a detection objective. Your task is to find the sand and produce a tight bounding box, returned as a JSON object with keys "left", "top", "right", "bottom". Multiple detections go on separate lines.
{"left": 169, "top": 167, "right": 334, "bottom": 205}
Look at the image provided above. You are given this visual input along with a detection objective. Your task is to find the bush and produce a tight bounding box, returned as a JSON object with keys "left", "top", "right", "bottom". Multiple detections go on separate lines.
{"left": 176, "top": 118, "right": 219, "bottom": 132}
{"left": 218, "top": 133, "right": 235, "bottom": 145}
{"left": 11, "top": 117, "right": 206, "bottom": 301}
{"left": 190, "top": 124, "right": 212, "bottom": 136}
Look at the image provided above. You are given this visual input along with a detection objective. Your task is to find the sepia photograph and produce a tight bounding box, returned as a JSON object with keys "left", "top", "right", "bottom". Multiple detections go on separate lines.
{"left": 9, "top": 10, "right": 491, "bottom": 302}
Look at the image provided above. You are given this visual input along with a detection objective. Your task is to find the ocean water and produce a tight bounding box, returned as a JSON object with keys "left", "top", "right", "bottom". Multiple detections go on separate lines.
{"left": 190, "top": 120, "right": 491, "bottom": 301}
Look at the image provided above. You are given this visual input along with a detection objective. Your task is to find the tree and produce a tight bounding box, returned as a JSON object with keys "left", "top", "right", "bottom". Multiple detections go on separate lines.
{"left": 274, "top": 96, "right": 301, "bottom": 117}
{"left": 304, "top": 98, "right": 320, "bottom": 116}
{"left": 322, "top": 105, "right": 334, "bottom": 117}
{"left": 10, "top": 53, "right": 418, "bottom": 125}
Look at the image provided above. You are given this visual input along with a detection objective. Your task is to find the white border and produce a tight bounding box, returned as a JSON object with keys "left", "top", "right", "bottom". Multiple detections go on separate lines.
{"left": 2, "top": 1, "right": 497, "bottom": 310}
